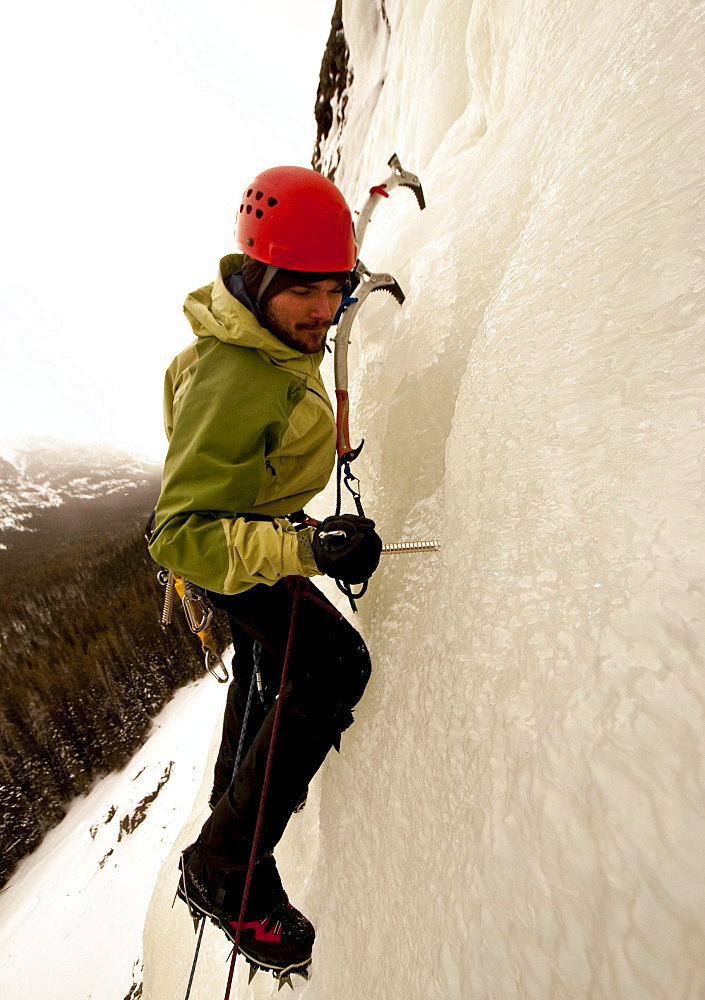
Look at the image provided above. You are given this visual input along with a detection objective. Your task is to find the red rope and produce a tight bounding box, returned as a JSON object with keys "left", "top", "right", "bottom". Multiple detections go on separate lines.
{"left": 223, "top": 580, "right": 300, "bottom": 998}
{"left": 222, "top": 578, "right": 341, "bottom": 998}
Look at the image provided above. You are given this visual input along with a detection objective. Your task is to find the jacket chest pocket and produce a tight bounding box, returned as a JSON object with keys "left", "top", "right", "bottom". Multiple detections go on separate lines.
{"left": 255, "top": 392, "right": 335, "bottom": 504}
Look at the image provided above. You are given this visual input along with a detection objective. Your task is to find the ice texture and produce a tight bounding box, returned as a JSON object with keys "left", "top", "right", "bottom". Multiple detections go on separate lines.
{"left": 142, "top": 1, "right": 705, "bottom": 997}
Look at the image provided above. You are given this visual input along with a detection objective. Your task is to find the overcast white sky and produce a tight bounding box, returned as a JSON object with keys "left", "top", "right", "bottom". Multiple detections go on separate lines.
{"left": 0, "top": 0, "right": 337, "bottom": 459}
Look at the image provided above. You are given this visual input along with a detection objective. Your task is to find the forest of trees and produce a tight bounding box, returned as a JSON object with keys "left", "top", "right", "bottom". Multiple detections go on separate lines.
{"left": 0, "top": 524, "right": 228, "bottom": 890}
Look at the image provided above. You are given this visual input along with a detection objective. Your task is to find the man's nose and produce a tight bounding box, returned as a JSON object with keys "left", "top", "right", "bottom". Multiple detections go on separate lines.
{"left": 308, "top": 292, "right": 334, "bottom": 320}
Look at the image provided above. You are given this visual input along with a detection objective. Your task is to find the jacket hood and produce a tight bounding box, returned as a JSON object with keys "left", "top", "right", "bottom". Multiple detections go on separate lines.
{"left": 183, "top": 253, "right": 325, "bottom": 369}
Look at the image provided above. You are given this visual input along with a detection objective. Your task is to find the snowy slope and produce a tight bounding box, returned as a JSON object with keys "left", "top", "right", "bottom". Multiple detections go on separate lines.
{"left": 0, "top": 678, "right": 223, "bottom": 1000}
{"left": 143, "top": 1, "right": 705, "bottom": 998}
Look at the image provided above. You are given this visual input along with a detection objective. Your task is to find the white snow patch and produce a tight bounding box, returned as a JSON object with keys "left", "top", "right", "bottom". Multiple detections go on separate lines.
{"left": 0, "top": 676, "right": 225, "bottom": 1000}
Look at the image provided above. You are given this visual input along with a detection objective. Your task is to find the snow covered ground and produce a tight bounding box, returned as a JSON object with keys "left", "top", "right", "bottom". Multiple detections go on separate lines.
{"left": 0, "top": 677, "right": 224, "bottom": 1000}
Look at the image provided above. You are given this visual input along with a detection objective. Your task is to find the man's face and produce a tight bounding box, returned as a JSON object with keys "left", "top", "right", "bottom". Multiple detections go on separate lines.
{"left": 263, "top": 279, "right": 345, "bottom": 354}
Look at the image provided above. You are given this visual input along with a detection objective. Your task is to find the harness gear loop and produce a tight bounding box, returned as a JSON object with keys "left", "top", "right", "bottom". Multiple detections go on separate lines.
{"left": 158, "top": 573, "right": 230, "bottom": 683}
{"left": 177, "top": 578, "right": 214, "bottom": 634}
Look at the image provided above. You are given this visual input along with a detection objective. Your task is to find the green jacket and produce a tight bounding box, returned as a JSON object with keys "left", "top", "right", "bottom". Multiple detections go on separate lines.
{"left": 148, "top": 254, "right": 335, "bottom": 594}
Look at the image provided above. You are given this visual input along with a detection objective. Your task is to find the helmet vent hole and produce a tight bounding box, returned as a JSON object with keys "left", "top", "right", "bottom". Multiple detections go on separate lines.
{"left": 247, "top": 188, "right": 253, "bottom": 197}
{"left": 255, "top": 191, "right": 264, "bottom": 201}
{"left": 246, "top": 205, "right": 252, "bottom": 214}
{"left": 239, "top": 205, "right": 244, "bottom": 213}
{"left": 255, "top": 209, "right": 264, "bottom": 219}
{"left": 268, "top": 197, "right": 278, "bottom": 207}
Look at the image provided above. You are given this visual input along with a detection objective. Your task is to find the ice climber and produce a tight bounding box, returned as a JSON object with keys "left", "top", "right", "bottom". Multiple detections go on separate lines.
{"left": 148, "top": 166, "right": 382, "bottom": 980}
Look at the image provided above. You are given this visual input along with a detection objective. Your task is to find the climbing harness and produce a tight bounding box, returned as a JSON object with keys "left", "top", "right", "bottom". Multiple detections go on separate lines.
{"left": 158, "top": 569, "right": 229, "bottom": 683}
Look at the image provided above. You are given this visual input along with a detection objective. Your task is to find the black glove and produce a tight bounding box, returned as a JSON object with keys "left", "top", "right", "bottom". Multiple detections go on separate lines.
{"left": 312, "top": 514, "right": 383, "bottom": 584}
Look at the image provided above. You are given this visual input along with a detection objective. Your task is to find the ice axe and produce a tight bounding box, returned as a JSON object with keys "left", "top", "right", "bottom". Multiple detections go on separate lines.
{"left": 333, "top": 261, "right": 405, "bottom": 464}
{"left": 335, "top": 153, "right": 425, "bottom": 465}
{"left": 354, "top": 153, "right": 426, "bottom": 247}
{"left": 330, "top": 155, "right": 427, "bottom": 606}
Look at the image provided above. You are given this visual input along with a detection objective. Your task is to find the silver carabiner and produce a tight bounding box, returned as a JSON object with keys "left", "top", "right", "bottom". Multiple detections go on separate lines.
{"left": 181, "top": 585, "right": 214, "bottom": 634}
{"left": 205, "top": 649, "right": 229, "bottom": 683}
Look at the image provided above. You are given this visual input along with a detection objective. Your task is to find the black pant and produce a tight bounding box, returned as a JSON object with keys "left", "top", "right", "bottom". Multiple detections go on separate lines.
{"left": 197, "top": 577, "right": 371, "bottom": 870}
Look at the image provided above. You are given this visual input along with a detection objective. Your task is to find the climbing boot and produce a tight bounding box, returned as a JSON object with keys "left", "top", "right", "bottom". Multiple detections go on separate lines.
{"left": 177, "top": 842, "right": 314, "bottom": 979}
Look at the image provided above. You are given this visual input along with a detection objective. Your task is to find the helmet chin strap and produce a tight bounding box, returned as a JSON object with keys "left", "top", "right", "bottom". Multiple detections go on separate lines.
{"left": 256, "top": 264, "right": 279, "bottom": 305}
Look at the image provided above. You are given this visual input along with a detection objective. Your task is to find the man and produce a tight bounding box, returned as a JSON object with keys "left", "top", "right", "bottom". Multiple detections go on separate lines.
{"left": 148, "top": 166, "right": 382, "bottom": 978}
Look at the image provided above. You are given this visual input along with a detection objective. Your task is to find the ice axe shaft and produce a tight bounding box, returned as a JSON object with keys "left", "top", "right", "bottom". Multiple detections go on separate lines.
{"left": 334, "top": 262, "right": 405, "bottom": 393}
{"left": 334, "top": 262, "right": 405, "bottom": 461}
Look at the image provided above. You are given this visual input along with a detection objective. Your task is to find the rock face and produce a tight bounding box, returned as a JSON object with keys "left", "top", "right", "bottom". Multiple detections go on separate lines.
{"left": 312, "top": 0, "right": 353, "bottom": 180}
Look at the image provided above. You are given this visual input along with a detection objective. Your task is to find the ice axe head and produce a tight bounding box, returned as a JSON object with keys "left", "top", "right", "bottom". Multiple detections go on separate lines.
{"left": 386, "top": 153, "right": 426, "bottom": 211}
{"left": 354, "top": 261, "right": 406, "bottom": 306}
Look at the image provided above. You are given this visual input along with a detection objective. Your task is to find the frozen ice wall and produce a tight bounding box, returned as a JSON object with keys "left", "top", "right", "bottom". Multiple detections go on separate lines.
{"left": 142, "top": 1, "right": 705, "bottom": 997}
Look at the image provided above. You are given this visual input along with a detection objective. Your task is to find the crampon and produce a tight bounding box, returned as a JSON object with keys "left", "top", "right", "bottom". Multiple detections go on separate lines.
{"left": 177, "top": 844, "right": 314, "bottom": 988}
{"left": 243, "top": 953, "right": 311, "bottom": 991}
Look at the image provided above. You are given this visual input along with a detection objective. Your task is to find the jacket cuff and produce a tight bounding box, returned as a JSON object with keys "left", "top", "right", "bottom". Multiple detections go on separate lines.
{"left": 297, "top": 527, "right": 322, "bottom": 576}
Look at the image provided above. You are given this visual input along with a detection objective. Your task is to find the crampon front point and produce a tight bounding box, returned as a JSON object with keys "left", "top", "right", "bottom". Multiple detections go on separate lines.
{"left": 244, "top": 954, "right": 311, "bottom": 991}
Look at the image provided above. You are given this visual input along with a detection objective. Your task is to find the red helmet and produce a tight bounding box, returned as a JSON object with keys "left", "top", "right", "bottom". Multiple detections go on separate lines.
{"left": 234, "top": 166, "right": 357, "bottom": 272}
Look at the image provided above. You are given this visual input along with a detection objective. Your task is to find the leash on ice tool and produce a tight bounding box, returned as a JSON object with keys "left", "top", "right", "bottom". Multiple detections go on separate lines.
{"left": 158, "top": 569, "right": 229, "bottom": 683}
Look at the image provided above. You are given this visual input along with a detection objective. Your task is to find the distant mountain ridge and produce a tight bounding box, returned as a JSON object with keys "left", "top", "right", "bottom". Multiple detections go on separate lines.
{"left": 0, "top": 437, "right": 163, "bottom": 573}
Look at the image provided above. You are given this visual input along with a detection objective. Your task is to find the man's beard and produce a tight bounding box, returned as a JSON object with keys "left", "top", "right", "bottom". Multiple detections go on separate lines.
{"left": 263, "top": 310, "right": 330, "bottom": 354}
